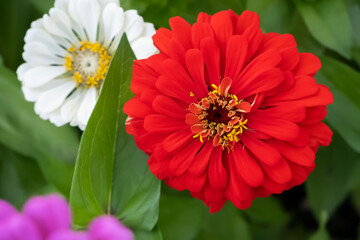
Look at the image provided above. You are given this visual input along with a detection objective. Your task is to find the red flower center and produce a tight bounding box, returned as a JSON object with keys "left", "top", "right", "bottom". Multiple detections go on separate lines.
{"left": 186, "top": 77, "right": 252, "bottom": 150}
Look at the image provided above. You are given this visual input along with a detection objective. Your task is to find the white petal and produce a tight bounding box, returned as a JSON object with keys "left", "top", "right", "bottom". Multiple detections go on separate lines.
{"left": 22, "top": 78, "right": 69, "bottom": 101}
{"left": 124, "top": 10, "right": 144, "bottom": 42}
{"left": 23, "top": 42, "right": 64, "bottom": 66}
{"left": 35, "top": 80, "right": 76, "bottom": 114}
{"left": 61, "top": 89, "right": 83, "bottom": 123}
{"left": 25, "top": 28, "right": 65, "bottom": 57}
{"left": 43, "top": 9, "right": 78, "bottom": 43}
{"left": 131, "top": 37, "right": 158, "bottom": 59}
{"left": 71, "top": 0, "right": 100, "bottom": 42}
{"left": 77, "top": 87, "right": 98, "bottom": 126}
{"left": 98, "top": 0, "right": 118, "bottom": 8}
{"left": 54, "top": 0, "right": 69, "bottom": 11}
{"left": 49, "top": 108, "right": 67, "bottom": 127}
{"left": 17, "top": 64, "right": 32, "bottom": 82}
{"left": 102, "top": 3, "right": 124, "bottom": 46}
{"left": 23, "top": 66, "right": 65, "bottom": 88}
{"left": 22, "top": 86, "right": 42, "bottom": 101}
{"left": 141, "top": 22, "right": 156, "bottom": 38}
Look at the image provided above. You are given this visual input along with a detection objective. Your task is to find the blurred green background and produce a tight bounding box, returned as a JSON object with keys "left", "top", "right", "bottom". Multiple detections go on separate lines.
{"left": 0, "top": 0, "right": 360, "bottom": 239}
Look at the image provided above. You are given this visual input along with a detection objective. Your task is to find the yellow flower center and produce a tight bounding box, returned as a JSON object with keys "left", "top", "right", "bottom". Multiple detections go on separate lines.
{"left": 64, "top": 41, "right": 112, "bottom": 88}
{"left": 187, "top": 77, "right": 251, "bottom": 151}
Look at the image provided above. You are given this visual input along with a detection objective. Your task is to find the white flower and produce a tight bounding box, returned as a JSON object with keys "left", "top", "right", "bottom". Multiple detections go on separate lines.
{"left": 17, "top": 0, "right": 158, "bottom": 130}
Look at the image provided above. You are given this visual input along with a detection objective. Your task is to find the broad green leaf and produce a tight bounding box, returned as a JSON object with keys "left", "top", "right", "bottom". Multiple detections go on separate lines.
{"left": 247, "top": 0, "right": 297, "bottom": 34}
{"left": 0, "top": 66, "right": 79, "bottom": 195}
{"left": 294, "top": 0, "right": 352, "bottom": 58}
{"left": 158, "top": 195, "right": 207, "bottom": 240}
{"left": 0, "top": 0, "right": 40, "bottom": 70}
{"left": 309, "top": 211, "right": 330, "bottom": 240}
{"left": 195, "top": 203, "right": 251, "bottom": 240}
{"left": 305, "top": 132, "right": 360, "bottom": 221}
{"left": 70, "top": 35, "right": 160, "bottom": 231}
{"left": 244, "top": 197, "right": 290, "bottom": 226}
{"left": 29, "top": 0, "right": 54, "bottom": 13}
{"left": 0, "top": 143, "right": 48, "bottom": 208}
{"left": 316, "top": 57, "right": 360, "bottom": 153}
{"left": 135, "top": 227, "right": 163, "bottom": 240}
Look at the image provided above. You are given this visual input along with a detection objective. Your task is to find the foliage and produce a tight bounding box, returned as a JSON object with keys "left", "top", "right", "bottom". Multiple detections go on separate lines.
{"left": 0, "top": 0, "right": 359, "bottom": 239}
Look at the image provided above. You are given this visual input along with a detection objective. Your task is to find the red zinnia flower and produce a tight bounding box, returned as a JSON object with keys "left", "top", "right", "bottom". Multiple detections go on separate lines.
{"left": 124, "top": 10, "right": 333, "bottom": 213}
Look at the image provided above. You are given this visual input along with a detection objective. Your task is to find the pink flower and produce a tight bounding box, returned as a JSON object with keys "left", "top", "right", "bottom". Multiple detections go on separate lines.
{"left": 0, "top": 195, "right": 134, "bottom": 240}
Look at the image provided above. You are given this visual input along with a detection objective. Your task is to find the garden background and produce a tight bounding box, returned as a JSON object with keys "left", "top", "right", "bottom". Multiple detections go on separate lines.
{"left": 0, "top": 0, "right": 360, "bottom": 239}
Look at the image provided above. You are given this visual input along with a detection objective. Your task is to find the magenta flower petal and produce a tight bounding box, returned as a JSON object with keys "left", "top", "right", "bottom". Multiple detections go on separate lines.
{"left": 89, "top": 216, "right": 134, "bottom": 240}
{"left": 0, "top": 199, "right": 17, "bottom": 221}
{"left": 0, "top": 214, "right": 42, "bottom": 240}
{"left": 48, "top": 230, "right": 89, "bottom": 240}
{"left": 23, "top": 194, "right": 71, "bottom": 238}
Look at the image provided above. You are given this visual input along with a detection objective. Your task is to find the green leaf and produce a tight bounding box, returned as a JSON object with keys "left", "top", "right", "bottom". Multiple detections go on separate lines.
{"left": 294, "top": 0, "right": 352, "bottom": 58}
{"left": 316, "top": 57, "right": 360, "bottom": 153}
{"left": 244, "top": 197, "right": 290, "bottom": 226}
{"left": 29, "top": 0, "right": 54, "bottom": 13}
{"left": 309, "top": 211, "right": 331, "bottom": 240}
{"left": 0, "top": 0, "right": 40, "bottom": 70}
{"left": 70, "top": 35, "right": 160, "bottom": 230}
{"left": 305, "top": 132, "right": 360, "bottom": 221}
{"left": 247, "top": 0, "right": 297, "bottom": 34}
{"left": 0, "top": 143, "right": 48, "bottom": 208}
{"left": 195, "top": 203, "right": 251, "bottom": 240}
{"left": 135, "top": 227, "right": 163, "bottom": 240}
{"left": 0, "top": 66, "right": 79, "bottom": 195}
{"left": 158, "top": 195, "right": 207, "bottom": 240}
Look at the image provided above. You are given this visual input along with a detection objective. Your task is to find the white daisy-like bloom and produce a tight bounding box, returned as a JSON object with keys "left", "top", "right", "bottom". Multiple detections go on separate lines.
{"left": 17, "top": 0, "right": 158, "bottom": 130}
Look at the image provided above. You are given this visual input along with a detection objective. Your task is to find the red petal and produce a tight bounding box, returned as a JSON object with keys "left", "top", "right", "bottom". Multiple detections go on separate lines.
{"left": 197, "top": 12, "right": 211, "bottom": 23}
{"left": 156, "top": 75, "right": 194, "bottom": 104}
{"left": 268, "top": 139, "right": 315, "bottom": 167}
{"left": 169, "top": 16, "right": 193, "bottom": 50}
{"left": 301, "top": 106, "right": 327, "bottom": 125}
{"left": 249, "top": 102, "right": 306, "bottom": 123}
{"left": 188, "top": 140, "right": 213, "bottom": 176}
{"left": 204, "top": 182, "right": 225, "bottom": 202}
{"left": 261, "top": 157, "right": 292, "bottom": 184}
{"left": 144, "top": 114, "right": 186, "bottom": 133}
{"left": 291, "top": 85, "right": 333, "bottom": 107}
{"left": 165, "top": 38, "right": 187, "bottom": 66}
{"left": 232, "top": 49, "right": 281, "bottom": 94}
{"left": 303, "top": 122, "right": 332, "bottom": 147}
{"left": 236, "top": 68, "right": 284, "bottom": 99}
{"left": 242, "top": 25, "right": 263, "bottom": 62}
{"left": 236, "top": 102, "right": 251, "bottom": 113}
{"left": 208, "top": 147, "right": 228, "bottom": 189}
{"left": 235, "top": 10, "right": 260, "bottom": 34}
{"left": 200, "top": 37, "right": 221, "bottom": 86}
{"left": 152, "top": 95, "right": 186, "bottom": 119}
{"left": 153, "top": 28, "right": 172, "bottom": 53}
{"left": 191, "top": 23, "right": 214, "bottom": 49}
{"left": 186, "top": 49, "right": 208, "bottom": 98}
{"left": 224, "top": 35, "right": 248, "bottom": 80}
{"left": 241, "top": 133, "right": 282, "bottom": 165}
{"left": 166, "top": 174, "right": 188, "bottom": 191}
{"left": 186, "top": 171, "right": 207, "bottom": 193}
{"left": 247, "top": 117, "right": 301, "bottom": 142}
{"left": 123, "top": 97, "right": 153, "bottom": 119}
{"left": 293, "top": 53, "right": 321, "bottom": 77}
{"left": 169, "top": 140, "right": 204, "bottom": 175}
{"left": 162, "top": 127, "right": 193, "bottom": 152}
{"left": 219, "top": 77, "right": 232, "bottom": 97}
{"left": 209, "top": 198, "right": 227, "bottom": 213}
{"left": 210, "top": 10, "right": 233, "bottom": 57}
{"left": 259, "top": 33, "right": 300, "bottom": 71}
{"left": 264, "top": 76, "right": 319, "bottom": 103}
{"left": 232, "top": 146, "right": 264, "bottom": 187}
